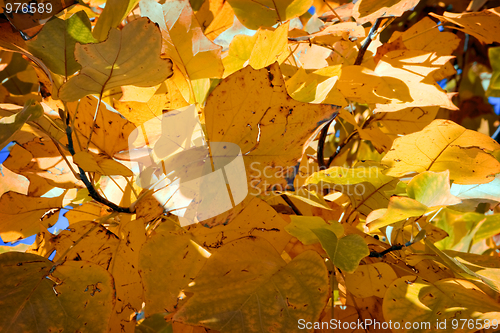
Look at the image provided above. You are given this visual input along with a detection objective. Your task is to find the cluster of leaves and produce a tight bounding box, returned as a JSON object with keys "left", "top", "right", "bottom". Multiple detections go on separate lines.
{"left": 1, "top": 0, "right": 500, "bottom": 332}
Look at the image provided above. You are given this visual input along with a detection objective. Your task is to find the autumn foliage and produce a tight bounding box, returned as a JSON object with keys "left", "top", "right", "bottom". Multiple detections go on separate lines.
{"left": 1, "top": 0, "right": 500, "bottom": 332}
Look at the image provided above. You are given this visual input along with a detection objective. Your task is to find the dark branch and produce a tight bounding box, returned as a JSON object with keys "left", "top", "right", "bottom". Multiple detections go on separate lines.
{"left": 66, "top": 126, "right": 133, "bottom": 214}
{"left": 317, "top": 112, "right": 339, "bottom": 170}
{"left": 354, "top": 18, "right": 382, "bottom": 66}
{"left": 281, "top": 194, "right": 302, "bottom": 216}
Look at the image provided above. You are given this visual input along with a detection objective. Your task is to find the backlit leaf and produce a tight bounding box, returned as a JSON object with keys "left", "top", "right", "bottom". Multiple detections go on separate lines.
{"left": 382, "top": 119, "right": 500, "bottom": 185}
{"left": 430, "top": 7, "right": 500, "bottom": 45}
{"left": 205, "top": 63, "right": 339, "bottom": 193}
{"left": 450, "top": 174, "right": 500, "bottom": 202}
{"left": 306, "top": 162, "right": 399, "bottom": 216}
{"left": 0, "top": 99, "right": 43, "bottom": 151}
{"left": 67, "top": 96, "right": 136, "bottom": 156}
{"left": 73, "top": 151, "right": 133, "bottom": 176}
{"left": 311, "top": 228, "right": 369, "bottom": 273}
{"left": 285, "top": 215, "right": 343, "bottom": 245}
{"left": 92, "top": 0, "right": 140, "bottom": 41}
{"left": 383, "top": 276, "right": 500, "bottom": 333}
{"left": 0, "top": 191, "right": 63, "bottom": 242}
{"left": 366, "top": 196, "right": 428, "bottom": 232}
{"left": 188, "top": 197, "right": 292, "bottom": 252}
{"left": 140, "top": 0, "right": 223, "bottom": 80}
{"left": 406, "top": 170, "right": 461, "bottom": 207}
{"left": 354, "top": 0, "right": 421, "bottom": 24}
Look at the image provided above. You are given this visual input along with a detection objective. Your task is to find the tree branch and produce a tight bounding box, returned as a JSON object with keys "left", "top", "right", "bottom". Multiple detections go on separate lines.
{"left": 354, "top": 18, "right": 382, "bottom": 66}
{"left": 66, "top": 125, "right": 134, "bottom": 214}
{"left": 317, "top": 112, "right": 339, "bottom": 170}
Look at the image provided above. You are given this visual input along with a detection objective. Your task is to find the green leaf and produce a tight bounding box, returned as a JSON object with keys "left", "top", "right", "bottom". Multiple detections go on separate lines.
{"left": 92, "top": 0, "right": 141, "bottom": 41}
{"left": 486, "top": 46, "right": 500, "bottom": 97}
{"left": 305, "top": 162, "right": 398, "bottom": 216}
{"left": 59, "top": 18, "right": 173, "bottom": 102}
{"left": 473, "top": 214, "right": 500, "bottom": 244}
{"left": 0, "top": 252, "right": 114, "bottom": 332}
{"left": 366, "top": 196, "right": 428, "bottom": 232}
{"left": 174, "top": 237, "right": 329, "bottom": 332}
{"left": 383, "top": 276, "right": 500, "bottom": 333}
{"left": 285, "top": 216, "right": 343, "bottom": 245}
{"left": 407, "top": 170, "right": 461, "bottom": 207}
{"left": 227, "top": 0, "right": 313, "bottom": 30}
{"left": 0, "top": 99, "right": 43, "bottom": 151}
{"left": 26, "top": 11, "right": 97, "bottom": 77}
{"left": 311, "top": 228, "right": 369, "bottom": 273}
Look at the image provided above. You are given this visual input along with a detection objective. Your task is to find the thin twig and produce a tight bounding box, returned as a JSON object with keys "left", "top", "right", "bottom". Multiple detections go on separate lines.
{"left": 354, "top": 18, "right": 382, "bottom": 66}
{"left": 271, "top": 0, "right": 283, "bottom": 23}
{"left": 323, "top": 0, "right": 343, "bottom": 22}
{"left": 281, "top": 194, "right": 302, "bottom": 215}
{"left": 317, "top": 117, "right": 335, "bottom": 170}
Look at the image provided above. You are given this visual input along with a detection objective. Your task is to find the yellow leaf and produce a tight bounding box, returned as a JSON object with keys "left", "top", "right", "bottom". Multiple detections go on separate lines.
{"left": 394, "top": 17, "right": 460, "bottom": 56}
{"left": 73, "top": 151, "right": 133, "bottom": 177}
{"left": 0, "top": 191, "right": 62, "bottom": 242}
{"left": 202, "top": 1, "right": 235, "bottom": 41}
{"left": 249, "top": 22, "right": 290, "bottom": 69}
{"left": 407, "top": 170, "right": 461, "bottom": 207}
{"left": 383, "top": 276, "right": 500, "bottom": 333}
{"left": 370, "top": 106, "right": 439, "bottom": 140}
{"left": 382, "top": 119, "right": 500, "bottom": 185}
{"left": 205, "top": 63, "right": 339, "bottom": 193}
{"left": 223, "top": 23, "right": 290, "bottom": 76}
{"left": 3, "top": 138, "right": 78, "bottom": 196}
{"left": 174, "top": 237, "right": 329, "bottom": 332}
{"left": 223, "top": 34, "right": 258, "bottom": 77}
{"left": 306, "top": 162, "right": 399, "bottom": 216}
{"left": 0, "top": 99, "right": 43, "bottom": 151}
{"left": 0, "top": 163, "right": 28, "bottom": 197}
{"left": 345, "top": 263, "right": 398, "bottom": 298}
{"left": 430, "top": 7, "right": 500, "bottom": 45}
{"left": 289, "top": 22, "right": 365, "bottom": 46}
{"left": 92, "top": 0, "right": 140, "bottom": 41}
{"left": 188, "top": 197, "right": 292, "bottom": 252}
{"left": 286, "top": 65, "right": 347, "bottom": 106}
{"left": 196, "top": 0, "right": 234, "bottom": 41}
{"left": 140, "top": 0, "right": 224, "bottom": 80}
{"left": 60, "top": 18, "right": 173, "bottom": 102}
{"left": 354, "top": 0, "right": 420, "bottom": 24}
{"left": 365, "top": 196, "right": 429, "bottom": 232}
{"left": 374, "top": 50, "right": 457, "bottom": 112}
{"left": 139, "top": 222, "right": 209, "bottom": 313}
{"left": 67, "top": 96, "right": 136, "bottom": 156}
{"left": 106, "top": 218, "right": 147, "bottom": 332}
